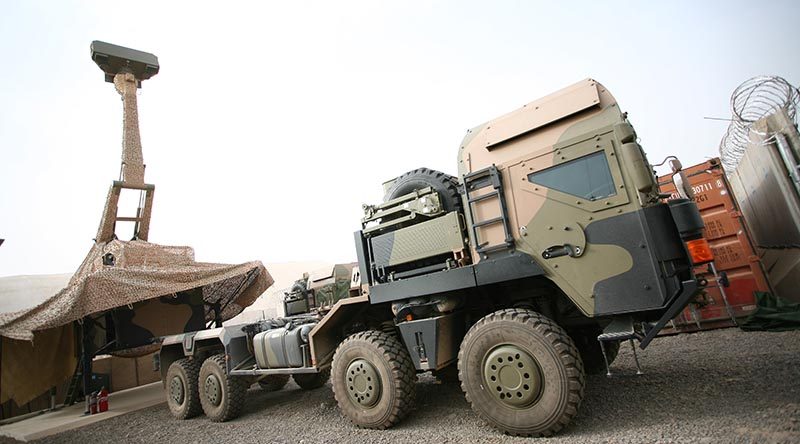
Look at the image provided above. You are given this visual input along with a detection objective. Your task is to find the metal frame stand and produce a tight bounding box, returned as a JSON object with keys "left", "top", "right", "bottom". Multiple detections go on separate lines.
{"left": 598, "top": 317, "right": 646, "bottom": 377}
{"left": 709, "top": 262, "right": 738, "bottom": 326}
{"left": 629, "top": 339, "right": 644, "bottom": 375}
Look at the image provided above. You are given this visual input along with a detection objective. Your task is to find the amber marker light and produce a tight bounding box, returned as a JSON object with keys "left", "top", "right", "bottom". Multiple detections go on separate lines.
{"left": 686, "top": 238, "right": 714, "bottom": 265}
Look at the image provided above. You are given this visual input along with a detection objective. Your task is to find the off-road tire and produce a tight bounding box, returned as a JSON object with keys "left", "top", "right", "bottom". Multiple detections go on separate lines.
{"left": 293, "top": 368, "right": 331, "bottom": 390}
{"left": 290, "top": 279, "right": 307, "bottom": 294}
{"left": 258, "top": 374, "right": 290, "bottom": 392}
{"left": 165, "top": 358, "right": 202, "bottom": 420}
{"left": 569, "top": 329, "right": 620, "bottom": 375}
{"left": 384, "top": 167, "right": 462, "bottom": 213}
{"left": 458, "top": 309, "right": 585, "bottom": 437}
{"left": 198, "top": 354, "right": 248, "bottom": 422}
{"left": 331, "top": 331, "right": 416, "bottom": 429}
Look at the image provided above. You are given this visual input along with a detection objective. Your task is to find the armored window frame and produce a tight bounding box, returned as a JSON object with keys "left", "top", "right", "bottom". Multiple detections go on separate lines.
{"left": 510, "top": 128, "right": 630, "bottom": 213}
{"left": 527, "top": 151, "right": 617, "bottom": 202}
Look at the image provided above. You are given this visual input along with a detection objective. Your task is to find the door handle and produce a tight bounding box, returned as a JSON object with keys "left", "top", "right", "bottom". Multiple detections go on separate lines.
{"left": 542, "top": 244, "right": 580, "bottom": 259}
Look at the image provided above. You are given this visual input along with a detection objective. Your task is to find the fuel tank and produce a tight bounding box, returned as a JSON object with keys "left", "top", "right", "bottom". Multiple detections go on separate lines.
{"left": 253, "top": 323, "right": 315, "bottom": 369}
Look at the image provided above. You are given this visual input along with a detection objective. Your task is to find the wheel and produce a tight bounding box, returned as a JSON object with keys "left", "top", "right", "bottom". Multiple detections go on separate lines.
{"left": 293, "top": 368, "right": 330, "bottom": 390}
{"left": 331, "top": 331, "right": 416, "bottom": 429}
{"left": 165, "top": 358, "right": 202, "bottom": 419}
{"left": 458, "top": 309, "right": 585, "bottom": 437}
{"left": 569, "top": 328, "right": 620, "bottom": 375}
{"left": 384, "top": 168, "right": 462, "bottom": 213}
{"left": 290, "top": 278, "right": 307, "bottom": 294}
{"left": 198, "top": 354, "right": 248, "bottom": 422}
{"left": 258, "top": 374, "right": 290, "bottom": 392}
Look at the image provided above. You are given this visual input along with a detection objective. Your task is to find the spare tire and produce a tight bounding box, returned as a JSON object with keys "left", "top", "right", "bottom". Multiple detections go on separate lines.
{"left": 384, "top": 168, "right": 462, "bottom": 213}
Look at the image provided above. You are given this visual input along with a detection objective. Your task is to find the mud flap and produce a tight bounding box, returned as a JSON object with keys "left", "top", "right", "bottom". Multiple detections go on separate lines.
{"left": 396, "top": 311, "right": 465, "bottom": 371}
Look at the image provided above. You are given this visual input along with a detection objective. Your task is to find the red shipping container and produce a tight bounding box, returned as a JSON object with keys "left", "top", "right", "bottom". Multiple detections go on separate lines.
{"left": 658, "top": 158, "right": 771, "bottom": 333}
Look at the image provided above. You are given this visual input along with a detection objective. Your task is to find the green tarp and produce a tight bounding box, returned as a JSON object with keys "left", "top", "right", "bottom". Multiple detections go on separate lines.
{"left": 740, "top": 292, "right": 800, "bottom": 332}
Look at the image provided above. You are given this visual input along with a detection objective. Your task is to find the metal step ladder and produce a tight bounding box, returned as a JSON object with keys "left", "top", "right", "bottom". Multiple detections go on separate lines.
{"left": 597, "top": 317, "right": 645, "bottom": 377}
{"left": 463, "top": 166, "right": 514, "bottom": 255}
{"left": 64, "top": 359, "right": 83, "bottom": 406}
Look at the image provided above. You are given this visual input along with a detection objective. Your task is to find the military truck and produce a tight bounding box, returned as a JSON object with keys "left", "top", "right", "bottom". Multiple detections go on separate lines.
{"left": 158, "top": 79, "right": 712, "bottom": 436}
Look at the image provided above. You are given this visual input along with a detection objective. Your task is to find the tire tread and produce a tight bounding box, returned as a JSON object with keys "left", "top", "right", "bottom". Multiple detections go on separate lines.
{"left": 167, "top": 357, "right": 202, "bottom": 420}
{"left": 458, "top": 308, "right": 585, "bottom": 437}
{"left": 332, "top": 331, "right": 416, "bottom": 429}
{"left": 384, "top": 167, "right": 462, "bottom": 213}
{"left": 200, "top": 354, "right": 248, "bottom": 422}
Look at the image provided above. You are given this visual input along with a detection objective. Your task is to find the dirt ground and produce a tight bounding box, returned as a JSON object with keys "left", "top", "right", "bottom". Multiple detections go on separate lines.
{"left": 11, "top": 328, "right": 800, "bottom": 443}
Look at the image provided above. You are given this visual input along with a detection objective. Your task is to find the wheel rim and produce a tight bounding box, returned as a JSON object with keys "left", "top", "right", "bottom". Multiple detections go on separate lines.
{"left": 345, "top": 359, "right": 381, "bottom": 408}
{"left": 483, "top": 345, "right": 542, "bottom": 408}
{"left": 204, "top": 374, "right": 222, "bottom": 406}
{"left": 169, "top": 376, "right": 185, "bottom": 405}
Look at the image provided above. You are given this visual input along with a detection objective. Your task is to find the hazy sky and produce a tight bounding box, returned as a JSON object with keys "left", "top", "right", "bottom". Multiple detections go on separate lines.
{"left": 2, "top": 0, "right": 799, "bottom": 277}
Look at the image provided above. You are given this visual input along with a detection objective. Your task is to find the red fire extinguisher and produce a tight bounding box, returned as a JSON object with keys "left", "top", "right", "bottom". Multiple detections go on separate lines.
{"left": 89, "top": 391, "right": 98, "bottom": 414}
{"left": 98, "top": 387, "right": 109, "bottom": 413}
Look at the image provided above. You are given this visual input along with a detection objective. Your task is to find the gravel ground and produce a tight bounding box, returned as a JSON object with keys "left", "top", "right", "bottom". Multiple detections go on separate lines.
{"left": 14, "top": 328, "right": 800, "bottom": 443}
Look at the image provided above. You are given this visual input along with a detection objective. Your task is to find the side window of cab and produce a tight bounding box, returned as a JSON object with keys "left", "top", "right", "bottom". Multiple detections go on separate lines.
{"left": 527, "top": 151, "right": 617, "bottom": 202}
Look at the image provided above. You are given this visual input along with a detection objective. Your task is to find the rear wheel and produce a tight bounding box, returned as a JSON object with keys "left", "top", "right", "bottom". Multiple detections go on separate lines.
{"left": 293, "top": 368, "right": 330, "bottom": 390}
{"left": 199, "top": 354, "right": 247, "bottom": 422}
{"left": 258, "top": 374, "right": 290, "bottom": 392}
{"left": 458, "top": 309, "right": 585, "bottom": 437}
{"left": 331, "top": 331, "right": 416, "bottom": 429}
{"left": 165, "top": 358, "right": 202, "bottom": 420}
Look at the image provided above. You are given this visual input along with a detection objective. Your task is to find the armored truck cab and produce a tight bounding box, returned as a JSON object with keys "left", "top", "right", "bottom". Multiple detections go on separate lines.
{"left": 358, "top": 79, "right": 703, "bottom": 328}
{"left": 159, "top": 79, "right": 709, "bottom": 437}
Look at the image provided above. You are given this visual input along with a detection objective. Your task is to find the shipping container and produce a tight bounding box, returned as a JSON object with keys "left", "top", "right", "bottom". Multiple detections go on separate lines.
{"left": 726, "top": 112, "right": 800, "bottom": 303}
{"left": 657, "top": 158, "right": 771, "bottom": 333}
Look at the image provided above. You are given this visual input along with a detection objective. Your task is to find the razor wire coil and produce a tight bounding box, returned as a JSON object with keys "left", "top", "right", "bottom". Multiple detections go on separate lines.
{"left": 719, "top": 76, "right": 800, "bottom": 172}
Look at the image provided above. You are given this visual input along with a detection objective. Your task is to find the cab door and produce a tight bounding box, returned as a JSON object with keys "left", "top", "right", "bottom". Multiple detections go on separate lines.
{"left": 507, "top": 130, "right": 637, "bottom": 315}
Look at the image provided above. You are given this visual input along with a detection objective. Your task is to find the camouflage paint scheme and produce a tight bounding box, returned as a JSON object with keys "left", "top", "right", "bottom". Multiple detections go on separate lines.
{"left": 285, "top": 264, "right": 357, "bottom": 312}
{"left": 458, "top": 79, "right": 665, "bottom": 317}
{"left": 93, "top": 288, "right": 206, "bottom": 356}
{"left": 308, "top": 263, "right": 355, "bottom": 309}
{"left": 371, "top": 212, "right": 466, "bottom": 268}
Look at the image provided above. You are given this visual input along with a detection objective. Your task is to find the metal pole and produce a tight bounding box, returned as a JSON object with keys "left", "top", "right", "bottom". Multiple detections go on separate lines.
{"left": 709, "top": 262, "right": 738, "bottom": 326}
{"left": 81, "top": 319, "right": 93, "bottom": 411}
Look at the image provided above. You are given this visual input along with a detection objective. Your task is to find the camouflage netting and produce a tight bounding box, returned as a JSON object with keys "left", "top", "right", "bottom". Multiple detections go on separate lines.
{"left": 0, "top": 239, "right": 273, "bottom": 342}
{"left": 1, "top": 239, "right": 272, "bottom": 405}
{"left": 1, "top": 326, "right": 77, "bottom": 406}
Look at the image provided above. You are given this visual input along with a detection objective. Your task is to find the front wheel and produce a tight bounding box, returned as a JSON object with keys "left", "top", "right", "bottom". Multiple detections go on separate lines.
{"left": 331, "top": 331, "right": 416, "bottom": 429}
{"left": 458, "top": 309, "right": 585, "bottom": 437}
{"left": 198, "top": 354, "right": 248, "bottom": 422}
